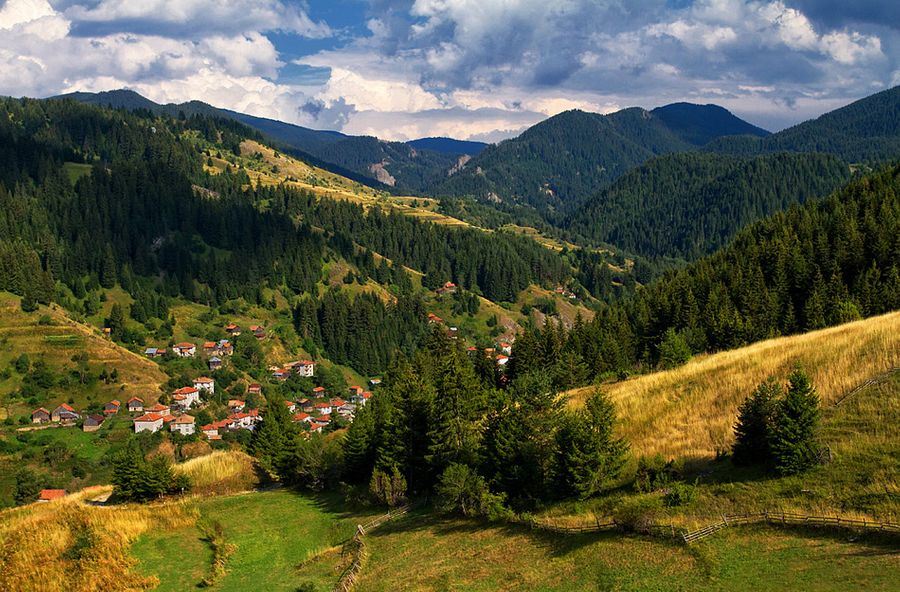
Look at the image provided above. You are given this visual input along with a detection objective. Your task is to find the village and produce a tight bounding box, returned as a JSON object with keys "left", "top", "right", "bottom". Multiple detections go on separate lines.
{"left": 25, "top": 314, "right": 515, "bottom": 449}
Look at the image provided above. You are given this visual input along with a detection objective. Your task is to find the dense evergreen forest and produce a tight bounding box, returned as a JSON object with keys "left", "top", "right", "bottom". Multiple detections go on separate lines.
{"left": 528, "top": 164, "right": 900, "bottom": 381}
{"left": 565, "top": 152, "right": 851, "bottom": 260}
{"left": 0, "top": 97, "right": 570, "bottom": 375}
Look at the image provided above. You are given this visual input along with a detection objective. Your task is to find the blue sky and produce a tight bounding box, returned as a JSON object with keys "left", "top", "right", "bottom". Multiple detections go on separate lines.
{"left": 0, "top": 0, "right": 897, "bottom": 141}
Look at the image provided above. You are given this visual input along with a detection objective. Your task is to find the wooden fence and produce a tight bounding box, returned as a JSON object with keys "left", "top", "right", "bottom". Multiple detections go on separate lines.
{"left": 832, "top": 366, "right": 900, "bottom": 407}
{"left": 681, "top": 511, "right": 900, "bottom": 544}
{"left": 530, "top": 510, "right": 899, "bottom": 546}
{"left": 334, "top": 504, "right": 411, "bottom": 592}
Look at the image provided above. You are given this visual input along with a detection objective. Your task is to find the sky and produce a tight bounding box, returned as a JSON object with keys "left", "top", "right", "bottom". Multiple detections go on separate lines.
{"left": 0, "top": 0, "right": 897, "bottom": 142}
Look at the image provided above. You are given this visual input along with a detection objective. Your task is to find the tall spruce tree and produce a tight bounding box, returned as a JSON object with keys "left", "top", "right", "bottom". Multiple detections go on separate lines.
{"left": 770, "top": 369, "right": 821, "bottom": 475}
{"left": 555, "top": 390, "right": 628, "bottom": 499}
{"left": 732, "top": 378, "right": 781, "bottom": 466}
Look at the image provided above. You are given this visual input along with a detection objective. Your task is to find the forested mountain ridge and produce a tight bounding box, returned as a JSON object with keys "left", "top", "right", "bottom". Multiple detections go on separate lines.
{"left": 708, "top": 85, "right": 900, "bottom": 162}
{"left": 0, "top": 97, "right": 582, "bottom": 376}
{"left": 56, "top": 89, "right": 471, "bottom": 193}
{"left": 426, "top": 103, "right": 771, "bottom": 211}
{"left": 565, "top": 151, "right": 852, "bottom": 260}
{"left": 650, "top": 102, "right": 770, "bottom": 145}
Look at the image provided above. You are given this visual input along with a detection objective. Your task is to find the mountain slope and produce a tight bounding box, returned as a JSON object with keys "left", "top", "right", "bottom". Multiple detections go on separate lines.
{"left": 429, "top": 103, "right": 768, "bottom": 210}
{"left": 708, "top": 85, "right": 900, "bottom": 162}
{"left": 566, "top": 311, "right": 900, "bottom": 459}
{"left": 565, "top": 151, "right": 850, "bottom": 260}
{"left": 650, "top": 102, "right": 770, "bottom": 145}
{"left": 55, "top": 89, "right": 461, "bottom": 193}
{"left": 407, "top": 137, "right": 488, "bottom": 155}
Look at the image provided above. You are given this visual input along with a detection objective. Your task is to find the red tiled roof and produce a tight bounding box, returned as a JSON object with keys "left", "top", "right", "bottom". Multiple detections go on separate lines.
{"left": 32, "top": 407, "right": 50, "bottom": 415}
{"left": 135, "top": 413, "right": 164, "bottom": 422}
{"left": 312, "top": 386, "right": 325, "bottom": 392}
{"left": 203, "top": 341, "right": 216, "bottom": 348}
{"left": 330, "top": 398, "right": 346, "bottom": 407}
{"left": 293, "top": 412, "right": 310, "bottom": 422}
{"left": 57, "top": 403, "right": 75, "bottom": 412}
{"left": 146, "top": 404, "right": 168, "bottom": 412}
{"left": 127, "top": 396, "right": 144, "bottom": 403}
{"left": 174, "top": 342, "right": 194, "bottom": 348}
{"left": 39, "top": 489, "right": 66, "bottom": 501}
{"left": 173, "top": 415, "right": 195, "bottom": 424}
{"left": 162, "top": 415, "right": 176, "bottom": 422}
{"left": 193, "top": 377, "right": 214, "bottom": 384}
{"left": 174, "top": 386, "right": 198, "bottom": 395}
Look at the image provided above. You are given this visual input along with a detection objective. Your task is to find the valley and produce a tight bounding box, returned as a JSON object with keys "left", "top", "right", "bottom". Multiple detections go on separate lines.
{"left": 0, "top": 83, "right": 898, "bottom": 592}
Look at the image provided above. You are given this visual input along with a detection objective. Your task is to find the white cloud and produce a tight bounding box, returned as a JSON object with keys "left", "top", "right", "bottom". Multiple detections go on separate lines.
{"left": 65, "top": 0, "right": 331, "bottom": 38}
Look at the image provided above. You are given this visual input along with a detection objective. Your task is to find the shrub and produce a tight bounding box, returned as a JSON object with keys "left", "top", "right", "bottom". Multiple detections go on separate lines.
{"left": 634, "top": 455, "right": 681, "bottom": 493}
{"left": 614, "top": 496, "right": 662, "bottom": 533}
{"left": 663, "top": 481, "right": 696, "bottom": 507}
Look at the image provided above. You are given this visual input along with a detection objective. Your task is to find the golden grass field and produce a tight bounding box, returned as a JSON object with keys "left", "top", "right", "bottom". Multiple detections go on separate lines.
{"left": 567, "top": 311, "right": 900, "bottom": 460}
{"left": 0, "top": 450, "right": 260, "bottom": 592}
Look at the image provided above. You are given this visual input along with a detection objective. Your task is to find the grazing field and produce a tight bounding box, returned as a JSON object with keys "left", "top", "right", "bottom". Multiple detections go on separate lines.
{"left": 132, "top": 489, "right": 379, "bottom": 592}
{"left": 355, "top": 513, "right": 900, "bottom": 592}
{"left": 567, "top": 311, "right": 900, "bottom": 460}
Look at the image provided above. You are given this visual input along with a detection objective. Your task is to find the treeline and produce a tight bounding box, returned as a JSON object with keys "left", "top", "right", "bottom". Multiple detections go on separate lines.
{"left": 294, "top": 290, "right": 431, "bottom": 376}
{"left": 515, "top": 164, "right": 900, "bottom": 377}
{"left": 566, "top": 152, "right": 851, "bottom": 260}
{"left": 257, "top": 331, "right": 628, "bottom": 512}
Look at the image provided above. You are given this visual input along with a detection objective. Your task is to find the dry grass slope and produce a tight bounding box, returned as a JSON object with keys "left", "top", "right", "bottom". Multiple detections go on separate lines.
{"left": 175, "top": 450, "right": 260, "bottom": 496}
{"left": 0, "top": 487, "right": 196, "bottom": 592}
{"left": 567, "top": 311, "right": 900, "bottom": 460}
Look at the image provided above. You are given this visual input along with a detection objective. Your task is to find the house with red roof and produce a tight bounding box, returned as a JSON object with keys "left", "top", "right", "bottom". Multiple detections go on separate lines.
{"left": 284, "top": 400, "right": 297, "bottom": 413}
{"left": 293, "top": 360, "right": 315, "bottom": 377}
{"left": 146, "top": 403, "right": 170, "bottom": 415}
{"left": 228, "top": 400, "right": 246, "bottom": 413}
{"left": 127, "top": 397, "right": 144, "bottom": 413}
{"left": 313, "top": 401, "right": 332, "bottom": 415}
{"left": 134, "top": 413, "right": 164, "bottom": 433}
{"left": 192, "top": 376, "right": 216, "bottom": 395}
{"left": 104, "top": 400, "right": 121, "bottom": 415}
{"left": 172, "top": 342, "right": 196, "bottom": 358}
{"left": 292, "top": 412, "right": 311, "bottom": 424}
{"left": 312, "top": 386, "right": 326, "bottom": 397}
{"left": 31, "top": 408, "right": 50, "bottom": 424}
{"left": 38, "top": 489, "right": 66, "bottom": 502}
{"left": 248, "top": 383, "right": 262, "bottom": 395}
{"left": 51, "top": 403, "right": 80, "bottom": 423}
{"left": 225, "top": 323, "right": 241, "bottom": 336}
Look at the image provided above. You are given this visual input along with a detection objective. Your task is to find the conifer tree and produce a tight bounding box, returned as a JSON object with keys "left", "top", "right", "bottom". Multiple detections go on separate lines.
{"left": 732, "top": 378, "right": 780, "bottom": 466}
{"left": 770, "top": 369, "right": 821, "bottom": 475}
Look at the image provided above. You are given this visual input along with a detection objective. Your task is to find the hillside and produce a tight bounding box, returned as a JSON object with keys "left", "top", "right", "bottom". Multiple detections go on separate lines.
{"left": 407, "top": 136, "right": 488, "bottom": 155}
{"left": 428, "top": 103, "right": 770, "bottom": 211}
{"left": 566, "top": 311, "right": 900, "bottom": 460}
{"left": 565, "top": 151, "right": 851, "bottom": 259}
{"left": 651, "top": 102, "right": 770, "bottom": 145}
{"left": 56, "top": 89, "right": 463, "bottom": 193}
{"left": 709, "top": 85, "right": 900, "bottom": 163}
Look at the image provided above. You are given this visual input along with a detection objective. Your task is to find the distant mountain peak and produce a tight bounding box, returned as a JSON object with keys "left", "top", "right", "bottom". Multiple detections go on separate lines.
{"left": 650, "top": 102, "right": 770, "bottom": 145}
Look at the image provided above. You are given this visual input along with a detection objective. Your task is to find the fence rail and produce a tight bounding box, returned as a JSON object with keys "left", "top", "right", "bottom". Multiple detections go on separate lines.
{"left": 334, "top": 504, "right": 411, "bottom": 592}
{"left": 531, "top": 510, "right": 899, "bottom": 546}
{"left": 681, "top": 511, "right": 900, "bottom": 544}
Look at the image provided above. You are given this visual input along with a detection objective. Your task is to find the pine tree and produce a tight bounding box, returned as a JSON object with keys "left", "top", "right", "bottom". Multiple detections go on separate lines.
{"left": 555, "top": 390, "right": 627, "bottom": 499}
{"left": 732, "top": 378, "right": 780, "bottom": 466}
{"left": 250, "top": 393, "right": 295, "bottom": 477}
{"left": 100, "top": 244, "right": 117, "bottom": 289}
{"left": 770, "top": 369, "right": 821, "bottom": 475}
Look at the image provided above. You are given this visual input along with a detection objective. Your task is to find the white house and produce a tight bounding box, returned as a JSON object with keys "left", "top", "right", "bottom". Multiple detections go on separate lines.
{"left": 134, "top": 413, "right": 164, "bottom": 433}
{"left": 313, "top": 402, "right": 332, "bottom": 415}
{"left": 293, "top": 360, "right": 315, "bottom": 377}
{"left": 192, "top": 377, "right": 215, "bottom": 395}
{"left": 173, "top": 342, "right": 196, "bottom": 358}
{"left": 173, "top": 386, "right": 201, "bottom": 409}
{"left": 170, "top": 415, "right": 196, "bottom": 436}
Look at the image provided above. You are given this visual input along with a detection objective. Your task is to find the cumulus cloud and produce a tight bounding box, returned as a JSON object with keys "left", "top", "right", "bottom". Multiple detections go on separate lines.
{"left": 64, "top": 0, "right": 332, "bottom": 38}
{"left": 0, "top": 0, "right": 897, "bottom": 140}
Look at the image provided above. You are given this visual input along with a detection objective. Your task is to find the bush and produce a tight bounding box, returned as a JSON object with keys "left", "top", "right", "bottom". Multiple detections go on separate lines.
{"left": 435, "top": 463, "right": 489, "bottom": 517}
{"left": 663, "top": 481, "right": 696, "bottom": 507}
{"left": 634, "top": 455, "right": 681, "bottom": 493}
{"left": 614, "top": 496, "right": 662, "bottom": 533}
